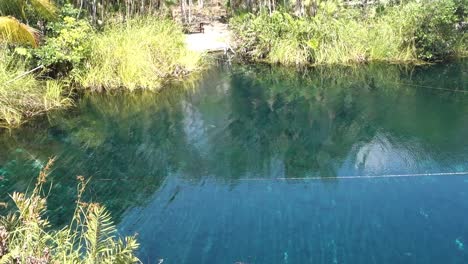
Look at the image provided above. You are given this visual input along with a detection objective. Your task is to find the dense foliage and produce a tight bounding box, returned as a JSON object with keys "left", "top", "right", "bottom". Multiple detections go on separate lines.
{"left": 230, "top": 0, "right": 468, "bottom": 65}
{"left": 0, "top": 3, "right": 202, "bottom": 127}
{"left": 34, "top": 5, "right": 94, "bottom": 78}
{"left": 0, "top": 0, "right": 57, "bottom": 47}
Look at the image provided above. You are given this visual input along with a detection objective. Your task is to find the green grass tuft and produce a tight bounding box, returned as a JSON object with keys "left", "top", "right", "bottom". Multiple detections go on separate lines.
{"left": 79, "top": 18, "right": 203, "bottom": 92}
{"left": 0, "top": 49, "right": 72, "bottom": 128}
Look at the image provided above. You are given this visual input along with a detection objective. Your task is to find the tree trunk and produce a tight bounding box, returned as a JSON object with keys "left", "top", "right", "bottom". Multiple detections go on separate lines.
{"left": 310, "top": 0, "right": 317, "bottom": 17}
{"left": 180, "top": 0, "right": 186, "bottom": 23}
{"left": 295, "top": 0, "right": 303, "bottom": 17}
{"left": 188, "top": 0, "right": 192, "bottom": 23}
{"left": 92, "top": 0, "right": 97, "bottom": 24}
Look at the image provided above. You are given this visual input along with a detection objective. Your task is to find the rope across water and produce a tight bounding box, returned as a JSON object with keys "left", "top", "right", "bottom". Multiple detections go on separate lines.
{"left": 238, "top": 171, "right": 468, "bottom": 181}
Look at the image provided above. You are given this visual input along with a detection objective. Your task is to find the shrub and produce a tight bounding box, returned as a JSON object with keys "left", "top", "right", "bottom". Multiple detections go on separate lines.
{"left": 34, "top": 7, "right": 94, "bottom": 78}
{"left": 412, "top": 0, "right": 460, "bottom": 60}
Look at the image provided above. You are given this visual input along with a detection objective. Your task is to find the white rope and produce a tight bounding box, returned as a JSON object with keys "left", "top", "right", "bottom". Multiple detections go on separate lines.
{"left": 3, "top": 65, "right": 44, "bottom": 85}
{"left": 238, "top": 171, "right": 468, "bottom": 181}
{"left": 396, "top": 82, "right": 468, "bottom": 93}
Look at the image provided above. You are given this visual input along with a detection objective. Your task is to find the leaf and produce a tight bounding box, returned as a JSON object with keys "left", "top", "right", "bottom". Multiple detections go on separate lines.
{"left": 84, "top": 204, "right": 117, "bottom": 263}
{"left": 0, "top": 16, "right": 39, "bottom": 47}
{"left": 0, "top": 0, "right": 26, "bottom": 19}
{"left": 29, "top": 0, "right": 57, "bottom": 21}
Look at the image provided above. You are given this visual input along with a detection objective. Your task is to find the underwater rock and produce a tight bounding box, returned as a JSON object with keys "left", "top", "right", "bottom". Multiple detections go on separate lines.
{"left": 455, "top": 238, "right": 464, "bottom": 251}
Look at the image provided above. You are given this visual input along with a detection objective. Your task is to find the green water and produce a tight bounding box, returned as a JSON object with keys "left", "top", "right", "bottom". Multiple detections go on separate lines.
{"left": 1, "top": 61, "right": 468, "bottom": 263}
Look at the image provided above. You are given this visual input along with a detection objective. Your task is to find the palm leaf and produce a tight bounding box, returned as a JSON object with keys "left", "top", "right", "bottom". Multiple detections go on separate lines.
{"left": 84, "top": 204, "right": 117, "bottom": 263}
{"left": 0, "top": 0, "right": 26, "bottom": 19}
{"left": 110, "top": 237, "right": 140, "bottom": 264}
{"left": 0, "top": 16, "right": 39, "bottom": 47}
{"left": 29, "top": 0, "right": 57, "bottom": 21}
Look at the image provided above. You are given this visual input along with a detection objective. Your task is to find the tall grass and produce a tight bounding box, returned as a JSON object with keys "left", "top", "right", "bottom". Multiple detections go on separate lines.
{"left": 0, "top": 49, "right": 72, "bottom": 128}
{"left": 311, "top": 7, "right": 419, "bottom": 64}
{"left": 79, "top": 18, "right": 203, "bottom": 91}
{"left": 0, "top": 158, "right": 141, "bottom": 263}
{"left": 230, "top": 0, "right": 467, "bottom": 65}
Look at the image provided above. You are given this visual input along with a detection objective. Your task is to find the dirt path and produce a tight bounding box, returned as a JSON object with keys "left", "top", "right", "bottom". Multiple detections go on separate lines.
{"left": 172, "top": 2, "right": 233, "bottom": 53}
{"left": 185, "top": 21, "right": 232, "bottom": 53}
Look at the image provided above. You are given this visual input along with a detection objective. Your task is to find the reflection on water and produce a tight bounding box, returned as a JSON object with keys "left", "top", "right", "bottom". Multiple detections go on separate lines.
{"left": 1, "top": 61, "right": 468, "bottom": 263}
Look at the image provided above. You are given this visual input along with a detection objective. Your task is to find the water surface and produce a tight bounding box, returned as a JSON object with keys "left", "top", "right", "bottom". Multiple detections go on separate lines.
{"left": 1, "top": 61, "right": 468, "bottom": 263}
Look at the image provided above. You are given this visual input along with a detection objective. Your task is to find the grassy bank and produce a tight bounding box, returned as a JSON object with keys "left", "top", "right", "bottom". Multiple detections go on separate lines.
{"left": 79, "top": 18, "right": 203, "bottom": 91}
{"left": 0, "top": 49, "right": 72, "bottom": 128}
{"left": 230, "top": 0, "right": 468, "bottom": 65}
{"left": 0, "top": 14, "right": 203, "bottom": 127}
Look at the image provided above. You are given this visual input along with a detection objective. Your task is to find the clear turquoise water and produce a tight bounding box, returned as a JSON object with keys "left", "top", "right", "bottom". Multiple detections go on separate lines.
{"left": 1, "top": 61, "right": 468, "bottom": 263}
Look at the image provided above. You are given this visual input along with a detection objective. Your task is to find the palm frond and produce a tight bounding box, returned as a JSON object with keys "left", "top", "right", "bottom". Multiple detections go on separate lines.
{"left": 29, "top": 0, "right": 57, "bottom": 21}
{"left": 0, "top": 213, "right": 20, "bottom": 233}
{"left": 0, "top": 252, "right": 15, "bottom": 264}
{"left": 0, "top": 16, "right": 39, "bottom": 47}
{"left": 0, "top": 0, "right": 26, "bottom": 19}
{"left": 108, "top": 237, "right": 141, "bottom": 264}
{"left": 84, "top": 204, "right": 117, "bottom": 263}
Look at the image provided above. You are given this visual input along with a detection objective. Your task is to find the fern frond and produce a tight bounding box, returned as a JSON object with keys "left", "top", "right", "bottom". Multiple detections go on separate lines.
{"left": 84, "top": 204, "right": 116, "bottom": 263}
{"left": 0, "top": 16, "right": 39, "bottom": 47}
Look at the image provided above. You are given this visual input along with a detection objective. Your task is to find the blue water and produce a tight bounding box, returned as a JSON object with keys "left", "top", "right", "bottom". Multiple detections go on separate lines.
{"left": 1, "top": 62, "right": 468, "bottom": 263}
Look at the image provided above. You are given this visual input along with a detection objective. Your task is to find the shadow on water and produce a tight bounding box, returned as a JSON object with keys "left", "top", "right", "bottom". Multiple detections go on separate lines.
{"left": 0, "top": 60, "right": 467, "bottom": 263}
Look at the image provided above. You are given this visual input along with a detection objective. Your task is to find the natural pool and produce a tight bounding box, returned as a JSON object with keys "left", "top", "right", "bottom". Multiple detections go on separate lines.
{"left": 1, "top": 61, "right": 468, "bottom": 263}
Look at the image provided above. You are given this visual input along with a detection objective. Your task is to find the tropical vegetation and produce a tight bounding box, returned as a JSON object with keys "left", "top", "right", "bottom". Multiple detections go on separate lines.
{"left": 230, "top": 0, "right": 468, "bottom": 65}
{"left": 0, "top": 158, "right": 140, "bottom": 263}
{"left": 0, "top": 1, "right": 203, "bottom": 127}
{"left": 0, "top": 0, "right": 466, "bottom": 260}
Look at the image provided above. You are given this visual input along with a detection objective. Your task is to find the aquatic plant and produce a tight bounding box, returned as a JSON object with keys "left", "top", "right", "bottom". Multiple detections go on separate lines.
{"left": 0, "top": 158, "right": 141, "bottom": 263}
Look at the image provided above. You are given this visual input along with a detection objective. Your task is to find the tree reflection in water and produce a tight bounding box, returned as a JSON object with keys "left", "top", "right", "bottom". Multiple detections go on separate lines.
{"left": 0, "top": 61, "right": 467, "bottom": 225}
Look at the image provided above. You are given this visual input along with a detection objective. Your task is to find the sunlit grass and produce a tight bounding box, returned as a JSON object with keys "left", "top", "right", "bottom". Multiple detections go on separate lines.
{"left": 79, "top": 18, "right": 203, "bottom": 91}
{"left": 231, "top": 1, "right": 466, "bottom": 65}
{"left": 0, "top": 49, "right": 72, "bottom": 128}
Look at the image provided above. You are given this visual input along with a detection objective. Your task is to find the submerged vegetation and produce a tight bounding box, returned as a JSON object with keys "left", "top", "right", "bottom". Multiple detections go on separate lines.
{"left": 230, "top": 0, "right": 468, "bottom": 65}
{"left": 0, "top": 159, "right": 140, "bottom": 263}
